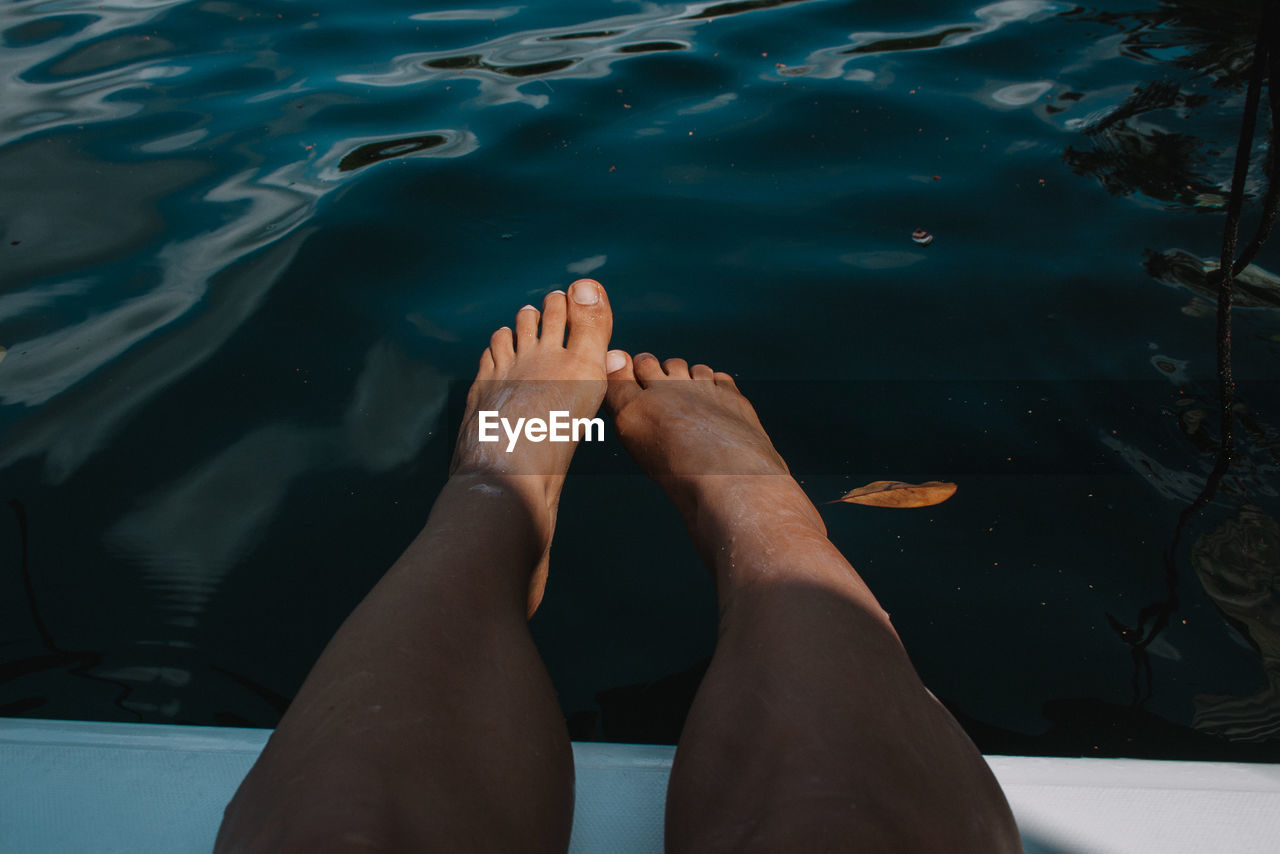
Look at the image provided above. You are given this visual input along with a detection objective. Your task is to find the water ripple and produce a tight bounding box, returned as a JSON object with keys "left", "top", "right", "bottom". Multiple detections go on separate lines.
{"left": 323, "top": 129, "right": 478, "bottom": 176}
{"left": 341, "top": 1, "right": 824, "bottom": 107}
{"left": 795, "top": 1, "right": 1067, "bottom": 81}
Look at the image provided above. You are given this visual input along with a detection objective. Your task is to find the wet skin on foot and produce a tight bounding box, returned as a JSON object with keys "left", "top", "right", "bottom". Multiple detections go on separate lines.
{"left": 604, "top": 349, "right": 828, "bottom": 544}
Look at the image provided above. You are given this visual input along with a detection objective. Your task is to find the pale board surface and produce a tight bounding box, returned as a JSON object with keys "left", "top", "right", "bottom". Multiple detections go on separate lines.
{"left": 2, "top": 718, "right": 1278, "bottom": 853}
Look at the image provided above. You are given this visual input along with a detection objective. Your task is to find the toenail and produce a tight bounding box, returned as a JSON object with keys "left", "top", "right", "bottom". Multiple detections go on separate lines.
{"left": 550, "top": 289, "right": 566, "bottom": 295}
{"left": 606, "top": 350, "right": 626, "bottom": 373}
{"left": 571, "top": 281, "right": 600, "bottom": 305}
{"left": 520, "top": 304, "right": 537, "bottom": 311}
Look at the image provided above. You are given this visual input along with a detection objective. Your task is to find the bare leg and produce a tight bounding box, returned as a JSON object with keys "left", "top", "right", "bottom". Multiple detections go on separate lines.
{"left": 215, "top": 280, "right": 614, "bottom": 853}
{"left": 605, "top": 353, "right": 1022, "bottom": 854}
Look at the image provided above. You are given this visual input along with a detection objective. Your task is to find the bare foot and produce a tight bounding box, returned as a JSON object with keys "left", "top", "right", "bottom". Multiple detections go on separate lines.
{"left": 606, "top": 352, "right": 1021, "bottom": 853}
{"left": 604, "top": 352, "right": 830, "bottom": 589}
{"left": 451, "top": 278, "right": 613, "bottom": 613}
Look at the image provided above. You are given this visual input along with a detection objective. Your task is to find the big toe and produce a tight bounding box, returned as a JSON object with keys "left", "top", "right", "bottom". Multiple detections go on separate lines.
{"left": 605, "top": 349, "right": 642, "bottom": 414}
{"left": 566, "top": 278, "right": 613, "bottom": 365}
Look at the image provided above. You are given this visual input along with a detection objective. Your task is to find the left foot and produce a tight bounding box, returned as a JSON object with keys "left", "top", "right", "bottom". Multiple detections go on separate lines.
{"left": 450, "top": 278, "right": 614, "bottom": 611}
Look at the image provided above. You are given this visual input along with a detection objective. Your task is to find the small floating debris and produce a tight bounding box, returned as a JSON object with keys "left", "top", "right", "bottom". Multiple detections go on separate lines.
{"left": 0, "top": 345, "right": 6, "bottom": 365}
{"left": 830, "top": 480, "right": 957, "bottom": 508}
{"left": 1180, "top": 409, "right": 1209, "bottom": 436}
{"left": 1151, "top": 354, "right": 1190, "bottom": 383}
{"left": 1181, "top": 297, "right": 1214, "bottom": 318}
{"left": 911, "top": 228, "right": 934, "bottom": 246}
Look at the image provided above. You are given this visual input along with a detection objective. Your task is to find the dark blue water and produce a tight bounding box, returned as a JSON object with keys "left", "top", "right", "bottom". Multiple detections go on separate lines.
{"left": 2, "top": 0, "right": 1278, "bottom": 759}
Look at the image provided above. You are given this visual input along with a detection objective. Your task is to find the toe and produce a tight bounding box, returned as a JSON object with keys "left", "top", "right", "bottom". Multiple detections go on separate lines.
{"left": 605, "top": 350, "right": 642, "bottom": 414}
{"left": 713, "top": 371, "right": 738, "bottom": 390}
{"left": 632, "top": 352, "right": 666, "bottom": 386}
{"left": 541, "top": 290, "right": 568, "bottom": 347}
{"left": 565, "top": 279, "right": 613, "bottom": 364}
{"left": 691, "top": 363, "right": 714, "bottom": 381}
{"left": 607, "top": 349, "right": 628, "bottom": 375}
{"left": 662, "top": 358, "right": 690, "bottom": 378}
{"left": 490, "top": 326, "right": 515, "bottom": 368}
{"left": 515, "top": 305, "right": 539, "bottom": 350}
{"left": 478, "top": 347, "right": 497, "bottom": 377}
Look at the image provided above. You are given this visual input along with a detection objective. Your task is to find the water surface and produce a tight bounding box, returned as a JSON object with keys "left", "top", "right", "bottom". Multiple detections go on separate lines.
{"left": 2, "top": 0, "right": 1279, "bottom": 758}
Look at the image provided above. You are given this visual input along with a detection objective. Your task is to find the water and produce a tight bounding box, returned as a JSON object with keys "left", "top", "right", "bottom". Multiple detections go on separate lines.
{"left": 2, "top": 0, "right": 1278, "bottom": 759}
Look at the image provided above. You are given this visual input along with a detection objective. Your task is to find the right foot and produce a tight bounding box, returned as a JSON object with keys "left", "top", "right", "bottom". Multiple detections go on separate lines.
{"left": 604, "top": 352, "right": 828, "bottom": 580}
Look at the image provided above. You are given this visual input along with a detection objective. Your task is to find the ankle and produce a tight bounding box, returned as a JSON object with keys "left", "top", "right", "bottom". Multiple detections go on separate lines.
{"left": 435, "top": 473, "right": 555, "bottom": 552}
{"left": 685, "top": 475, "right": 826, "bottom": 540}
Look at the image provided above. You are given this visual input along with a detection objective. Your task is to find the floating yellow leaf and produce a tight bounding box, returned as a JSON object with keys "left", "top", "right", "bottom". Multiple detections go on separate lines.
{"left": 832, "top": 480, "right": 957, "bottom": 508}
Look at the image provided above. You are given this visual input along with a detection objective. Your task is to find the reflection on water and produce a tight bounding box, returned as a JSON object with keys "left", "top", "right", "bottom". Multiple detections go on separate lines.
{"left": 1090, "top": 0, "right": 1280, "bottom": 744}
{"left": 338, "top": 134, "right": 449, "bottom": 172}
{"left": 325, "top": 129, "right": 477, "bottom": 177}
{"left": 0, "top": 134, "right": 208, "bottom": 289}
{"left": 348, "top": 1, "right": 733, "bottom": 107}
{"left": 1062, "top": 0, "right": 1269, "bottom": 210}
{"left": 348, "top": 0, "right": 1060, "bottom": 109}
{"left": 1, "top": 231, "right": 306, "bottom": 481}
{"left": 106, "top": 340, "right": 446, "bottom": 625}
{"left": 1192, "top": 506, "right": 1280, "bottom": 743}
{"left": 1146, "top": 249, "right": 1280, "bottom": 309}
{"left": 802, "top": 0, "right": 1063, "bottom": 77}
{"left": 0, "top": 1, "right": 190, "bottom": 147}
{"left": 1, "top": 0, "right": 1278, "bottom": 751}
